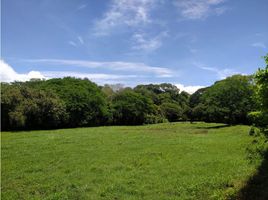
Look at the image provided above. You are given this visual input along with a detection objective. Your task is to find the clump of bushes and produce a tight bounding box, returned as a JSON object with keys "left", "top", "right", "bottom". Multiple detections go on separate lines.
{"left": 247, "top": 127, "right": 268, "bottom": 162}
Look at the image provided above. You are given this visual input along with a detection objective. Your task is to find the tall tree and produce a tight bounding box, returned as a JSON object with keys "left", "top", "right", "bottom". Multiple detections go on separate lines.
{"left": 111, "top": 89, "right": 156, "bottom": 125}
{"left": 39, "top": 77, "right": 109, "bottom": 127}
{"left": 192, "top": 75, "right": 256, "bottom": 124}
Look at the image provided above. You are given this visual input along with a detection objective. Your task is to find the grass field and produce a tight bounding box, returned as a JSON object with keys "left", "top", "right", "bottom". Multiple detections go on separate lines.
{"left": 1, "top": 122, "right": 261, "bottom": 200}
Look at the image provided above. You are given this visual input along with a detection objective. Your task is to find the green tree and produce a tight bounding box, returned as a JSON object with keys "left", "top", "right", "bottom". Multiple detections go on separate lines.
{"left": 250, "top": 54, "right": 268, "bottom": 129}
{"left": 160, "top": 102, "right": 183, "bottom": 122}
{"left": 134, "top": 83, "right": 186, "bottom": 105}
{"left": 40, "top": 77, "right": 109, "bottom": 127}
{"left": 1, "top": 83, "right": 67, "bottom": 130}
{"left": 111, "top": 89, "right": 156, "bottom": 125}
{"left": 192, "top": 75, "right": 256, "bottom": 124}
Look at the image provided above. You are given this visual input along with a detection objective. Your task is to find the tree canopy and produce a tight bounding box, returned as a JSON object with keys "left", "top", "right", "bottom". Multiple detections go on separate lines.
{"left": 1, "top": 59, "right": 266, "bottom": 131}
{"left": 190, "top": 75, "right": 256, "bottom": 124}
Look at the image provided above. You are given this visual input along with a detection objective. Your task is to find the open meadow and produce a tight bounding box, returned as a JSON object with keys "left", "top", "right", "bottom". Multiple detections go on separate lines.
{"left": 1, "top": 122, "right": 261, "bottom": 200}
{"left": 2, "top": 1, "right": 268, "bottom": 199}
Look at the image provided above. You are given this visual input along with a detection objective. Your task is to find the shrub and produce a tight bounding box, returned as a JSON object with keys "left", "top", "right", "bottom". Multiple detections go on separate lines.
{"left": 160, "top": 102, "right": 183, "bottom": 122}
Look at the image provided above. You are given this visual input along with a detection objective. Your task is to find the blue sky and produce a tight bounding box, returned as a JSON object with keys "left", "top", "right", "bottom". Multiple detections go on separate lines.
{"left": 1, "top": 0, "right": 268, "bottom": 93}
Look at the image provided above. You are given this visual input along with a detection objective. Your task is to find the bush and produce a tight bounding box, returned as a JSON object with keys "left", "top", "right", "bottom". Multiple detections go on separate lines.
{"left": 248, "top": 111, "right": 268, "bottom": 128}
{"left": 144, "top": 114, "right": 167, "bottom": 124}
{"left": 247, "top": 129, "right": 268, "bottom": 162}
{"left": 248, "top": 126, "right": 256, "bottom": 136}
{"left": 160, "top": 102, "right": 183, "bottom": 122}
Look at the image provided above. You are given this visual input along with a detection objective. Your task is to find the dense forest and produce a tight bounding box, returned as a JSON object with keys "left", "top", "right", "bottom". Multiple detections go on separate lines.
{"left": 1, "top": 55, "right": 268, "bottom": 131}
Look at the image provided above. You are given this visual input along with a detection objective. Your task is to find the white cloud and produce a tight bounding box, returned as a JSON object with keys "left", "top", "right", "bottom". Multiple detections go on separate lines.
{"left": 175, "top": 83, "right": 204, "bottom": 94}
{"left": 0, "top": 60, "right": 204, "bottom": 92}
{"left": 94, "top": 0, "right": 156, "bottom": 35}
{"left": 132, "top": 31, "right": 168, "bottom": 52}
{"left": 24, "top": 59, "right": 174, "bottom": 77}
{"left": 0, "top": 60, "right": 45, "bottom": 82}
{"left": 174, "top": 0, "right": 227, "bottom": 20}
{"left": 0, "top": 60, "right": 141, "bottom": 85}
{"left": 251, "top": 42, "right": 266, "bottom": 49}
{"left": 42, "top": 71, "right": 139, "bottom": 85}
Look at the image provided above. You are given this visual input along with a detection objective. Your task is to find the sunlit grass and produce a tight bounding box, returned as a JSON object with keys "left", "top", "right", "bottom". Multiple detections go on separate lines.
{"left": 1, "top": 122, "right": 260, "bottom": 199}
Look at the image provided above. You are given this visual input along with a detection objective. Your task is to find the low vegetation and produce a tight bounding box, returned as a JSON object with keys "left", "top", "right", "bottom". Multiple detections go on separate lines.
{"left": 1, "top": 122, "right": 261, "bottom": 200}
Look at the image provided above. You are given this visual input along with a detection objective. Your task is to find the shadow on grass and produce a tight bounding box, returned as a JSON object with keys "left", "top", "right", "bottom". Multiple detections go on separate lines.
{"left": 195, "top": 124, "right": 231, "bottom": 129}
{"left": 236, "top": 152, "right": 268, "bottom": 200}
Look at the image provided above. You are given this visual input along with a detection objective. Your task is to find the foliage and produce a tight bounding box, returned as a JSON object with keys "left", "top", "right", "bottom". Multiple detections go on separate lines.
{"left": 134, "top": 83, "right": 189, "bottom": 121}
{"left": 37, "top": 77, "right": 109, "bottom": 127}
{"left": 1, "top": 83, "right": 67, "bottom": 130}
{"left": 252, "top": 54, "right": 268, "bottom": 129}
{"left": 110, "top": 89, "right": 157, "bottom": 125}
{"left": 243, "top": 55, "right": 268, "bottom": 200}
{"left": 191, "top": 75, "right": 256, "bottom": 124}
{"left": 144, "top": 113, "right": 168, "bottom": 124}
{"left": 160, "top": 102, "right": 183, "bottom": 122}
{"left": 247, "top": 128, "right": 268, "bottom": 161}
{"left": 189, "top": 87, "right": 208, "bottom": 108}
{"left": 248, "top": 111, "right": 268, "bottom": 128}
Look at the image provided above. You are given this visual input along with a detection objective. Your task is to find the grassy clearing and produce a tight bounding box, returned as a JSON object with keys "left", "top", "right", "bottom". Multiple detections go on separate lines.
{"left": 1, "top": 122, "right": 261, "bottom": 200}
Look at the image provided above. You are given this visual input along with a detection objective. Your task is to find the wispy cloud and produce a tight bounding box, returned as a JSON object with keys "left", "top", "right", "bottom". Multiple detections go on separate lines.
{"left": 200, "top": 66, "right": 239, "bottom": 79}
{"left": 77, "top": 36, "right": 84, "bottom": 45}
{"left": 194, "top": 62, "right": 240, "bottom": 79}
{"left": 43, "top": 71, "right": 137, "bottom": 80}
{"left": 93, "top": 0, "right": 156, "bottom": 36}
{"left": 92, "top": 0, "right": 169, "bottom": 53}
{"left": 251, "top": 42, "right": 267, "bottom": 49}
{"left": 68, "top": 41, "right": 77, "bottom": 47}
{"left": 174, "top": 0, "right": 227, "bottom": 20}
{"left": 77, "top": 4, "right": 87, "bottom": 11}
{"left": 255, "top": 33, "right": 264, "bottom": 37}
{"left": 131, "top": 31, "right": 168, "bottom": 52}
{"left": 0, "top": 60, "right": 45, "bottom": 82}
{"left": 68, "top": 36, "right": 84, "bottom": 47}
{"left": 24, "top": 59, "right": 174, "bottom": 77}
{"left": 188, "top": 47, "right": 198, "bottom": 53}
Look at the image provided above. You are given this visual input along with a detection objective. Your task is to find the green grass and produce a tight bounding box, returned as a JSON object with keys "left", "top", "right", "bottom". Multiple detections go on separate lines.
{"left": 1, "top": 122, "right": 261, "bottom": 200}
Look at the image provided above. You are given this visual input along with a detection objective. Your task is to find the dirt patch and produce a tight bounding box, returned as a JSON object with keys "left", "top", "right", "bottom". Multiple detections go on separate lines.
{"left": 192, "top": 129, "right": 209, "bottom": 134}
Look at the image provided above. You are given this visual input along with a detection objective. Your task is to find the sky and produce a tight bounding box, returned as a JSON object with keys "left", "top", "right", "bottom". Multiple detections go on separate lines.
{"left": 1, "top": 0, "right": 268, "bottom": 93}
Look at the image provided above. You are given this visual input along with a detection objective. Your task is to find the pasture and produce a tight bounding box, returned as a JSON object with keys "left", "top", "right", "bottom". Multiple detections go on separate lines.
{"left": 1, "top": 122, "right": 260, "bottom": 199}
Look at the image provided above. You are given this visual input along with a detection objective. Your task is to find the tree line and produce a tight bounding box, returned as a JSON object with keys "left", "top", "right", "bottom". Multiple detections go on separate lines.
{"left": 1, "top": 55, "right": 267, "bottom": 131}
